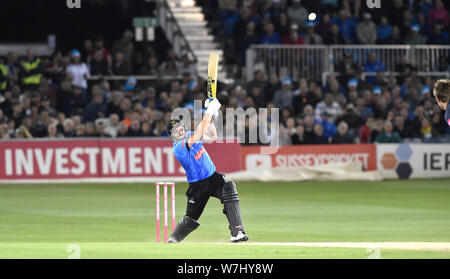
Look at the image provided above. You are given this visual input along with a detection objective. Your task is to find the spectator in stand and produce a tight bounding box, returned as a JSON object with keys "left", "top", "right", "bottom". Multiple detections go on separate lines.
{"left": 395, "top": 55, "right": 416, "bottom": 79}
{"left": 303, "top": 115, "right": 315, "bottom": 143}
{"left": 343, "top": 0, "right": 361, "bottom": 17}
{"left": 359, "top": 115, "right": 374, "bottom": 144}
{"left": 259, "top": 23, "right": 281, "bottom": 44}
{"left": 6, "top": 52, "right": 19, "bottom": 88}
{"left": 66, "top": 49, "right": 90, "bottom": 95}
{"left": 264, "top": 73, "right": 280, "bottom": 103}
{"left": 112, "top": 51, "right": 132, "bottom": 75}
{"left": 84, "top": 122, "right": 96, "bottom": 137}
{"left": 92, "top": 37, "right": 112, "bottom": 72}
{"left": 103, "top": 113, "right": 120, "bottom": 137}
{"left": 275, "top": 12, "right": 291, "bottom": 38}
{"left": 287, "top": 0, "right": 308, "bottom": 28}
{"left": 112, "top": 30, "right": 134, "bottom": 70}
{"left": 375, "top": 120, "right": 402, "bottom": 143}
{"left": 405, "top": 25, "right": 427, "bottom": 44}
{"left": 247, "top": 70, "right": 266, "bottom": 94}
{"left": 324, "top": 23, "right": 346, "bottom": 44}
{"left": 282, "top": 24, "right": 305, "bottom": 45}
{"left": 377, "top": 16, "right": 392, "bottom": 44}
{"left": 368, "top": 118, "right": 382, "bottom": 142}
{"left": 420, "top": 117, "right": 439, "bottom": 143}
{"left": 63, "top": 118, "right": 76, "bottom": 137}
{"left": 63, "top": 85, "right": 86, "bottom": 117}
{"left": 312, "top": 123, "right": 329, "bottom": 144}
{"left": 373, "top": 70, "right": 388, "bottom": 88}
{"left": 264, "top": 0, "right": 286, "bottom": 24}
{"left": 95, "top": 121, "right": 111, "bottom": 138}
{"left": 153, "top": 119, "right": 168, "bottom": 136}
{"left": 272, "top": 77, "right": 294, "bottom": 110}
{"left": 320, "top": 0, "right": 339, "bottom": 14}
{"left": 427, "top": 0, "right": 449, "bottom": 30}
{"left": 239, "top": 21, "right": 260, "bottom": 66}
{"left": 316, "top": 111, "right": 337, "bottom": 138}
{"left": 332, "top": 121, "right": 354, "bottom": 144}
{"left": 399, "top": 10, "right": 414, "bottom": 38}
{"left": 394, "top": 114, "right": 409, "bottom": 139}
{"left": 0, "top": 59, "right": 9, "bottom": 92}
{"left": 314, "top": 93, "right": 342, "bottom": 123}
{"left": 427, "top": 23, "right": 449, "bottom": 44}
{"left": 364, "top": 52, "right": 386, "bottom": 84}
{"left": 47, "top": 123, "right": 62, "bottom": 139}
{"left": 178, "top": 53, "right": 198, "bottom": 79}
{"left": 160, "top": 59, "right": 179, "bottom": 77}
{"left": 357, "top": 13, "right": 377, "bottom": 44}
{"left": 75, "top": 123, "right": 86, "bottom": 137}
{"left": 316, "top": 13, "right": 332, "bottom": 40}
{"left": 336, "top": 54, "right": 359, "bottom": 85}
{"left": 141, "top": 121, "right": 153, "bottom": 137}
{"left": 126, "top": 119, "right": 142, "bottom": 137}
{"left": 336, "top": 103, "right": 363, "bottom": 135}
{"left": 232, "top": 7, "right": 252, "bottom": 43}
{"left": 139, "top": 56, "right": 160, "bottom": 76}
{"left": 83, "top": 93, "right": 106, "bottom": 123}
{"left": 20, "top": 49, "right": 44, "bottom": 91}
{"left": 332, "top": 9, "right": 357, "bottom": 43}
{"left": 90, "top": 50, "right": 110, "bottom": 75}
{"left": 387, "top": 0, "right": 406, "bottom": 28}
{"left": 303, "top": 22, "right": 323, "bottom": 44}
{"left": 116, "top": 122, "right": 129, "bottom": 137}
{"left": 387, "top": 25, "right": 404, "bottom": 44}
{"left": 290, "top": 125, "right": 305, "bottom": 145}
{"left": 81, "top": 39, "right": 94, "bottom": 63}
{"left": 284, "top": 117, "right": 297, "bottom": 141}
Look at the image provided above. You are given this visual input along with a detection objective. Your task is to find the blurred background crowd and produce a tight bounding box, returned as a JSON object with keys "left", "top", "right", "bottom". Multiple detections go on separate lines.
{"left": 203, "top": 0, "right": 449, "bottom": 68}
{"left": 0, "top": 0, "right": 449, "bottom": 145}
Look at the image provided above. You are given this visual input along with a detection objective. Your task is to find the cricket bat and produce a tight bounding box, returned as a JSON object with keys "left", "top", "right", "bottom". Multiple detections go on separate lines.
{"left": 207, "top": 53, "right": 219, "bottom": 100}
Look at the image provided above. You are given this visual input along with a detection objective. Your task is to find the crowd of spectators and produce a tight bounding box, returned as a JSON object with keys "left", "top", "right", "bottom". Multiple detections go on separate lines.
{"left": 0, "top": 41, "right": 448, "bottom": 145}
{"left": 208, "top": 0, "right": 449, "bottom": 66}
{"left": 0, "top": 30, "right": 199, "bottom": 140}
{"left": 0, "top": 1, "right": 449, "bottom": 145}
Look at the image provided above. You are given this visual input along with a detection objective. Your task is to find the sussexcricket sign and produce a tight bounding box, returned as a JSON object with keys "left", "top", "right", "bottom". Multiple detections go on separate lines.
{"left": 0, "top": 139, "right": 241, "bottom": 181}
{"left": 242, "top": 144, "right": 377, "bottom": 171}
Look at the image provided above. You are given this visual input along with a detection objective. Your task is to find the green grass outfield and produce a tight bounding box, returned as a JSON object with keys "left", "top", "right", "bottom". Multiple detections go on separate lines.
{"left": 0, "top": 179, "right": 449, "bottom": 259}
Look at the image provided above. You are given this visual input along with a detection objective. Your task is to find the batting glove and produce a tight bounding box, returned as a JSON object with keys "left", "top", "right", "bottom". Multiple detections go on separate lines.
{"left": 205, "top": 98, "right": 221, "bottom": 116}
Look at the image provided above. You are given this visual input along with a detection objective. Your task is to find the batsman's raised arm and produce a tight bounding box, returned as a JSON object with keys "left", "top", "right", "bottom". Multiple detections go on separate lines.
{"left": 202, "top": 122, "right": 217, "bottom": 143}
{"left": 187, "top": 98, "right": 221, "bottom": 147}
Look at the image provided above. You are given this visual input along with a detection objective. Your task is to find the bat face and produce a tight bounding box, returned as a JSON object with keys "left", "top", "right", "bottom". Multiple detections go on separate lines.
{"left": 207, "top": 53, "right": 219, "bottom": 100}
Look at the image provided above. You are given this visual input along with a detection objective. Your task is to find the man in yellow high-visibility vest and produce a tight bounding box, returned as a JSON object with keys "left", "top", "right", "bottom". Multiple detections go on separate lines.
{"left": 0, "top": 59, "right": 8, "bottom": 92}
{"left": 20, "top": 49, "right": 43, "bottom": 91}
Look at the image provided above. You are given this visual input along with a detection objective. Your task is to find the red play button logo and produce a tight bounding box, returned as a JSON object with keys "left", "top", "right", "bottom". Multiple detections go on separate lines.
{"left": 245, "top": 154, "right": 272, "bottom": 170}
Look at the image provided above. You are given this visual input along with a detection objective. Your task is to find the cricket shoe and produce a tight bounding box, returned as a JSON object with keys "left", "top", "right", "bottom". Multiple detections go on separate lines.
{"left": 167, "top": 237, "right": 179, "bottom": 243}
{"left": 230, "top": 231, "right": 249, "bottom": 243}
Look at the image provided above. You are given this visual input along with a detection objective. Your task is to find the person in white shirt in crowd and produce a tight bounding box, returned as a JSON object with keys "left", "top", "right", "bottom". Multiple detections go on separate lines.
{"left": 98, "top": 113, "right": 121, "bottom": 138}
{"left": 314, "top": 93, "right": 342, "bottom": 123}
{"left": 66, "top": 49, "right": 90, "bottom": 97}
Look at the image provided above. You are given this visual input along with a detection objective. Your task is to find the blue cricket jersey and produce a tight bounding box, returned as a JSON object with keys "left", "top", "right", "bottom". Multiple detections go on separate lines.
{"left": 173, "top": 132, "right": 216, "bottom": 183}
{"left": 445, "top": 102, "right": 450, "bottom": 127}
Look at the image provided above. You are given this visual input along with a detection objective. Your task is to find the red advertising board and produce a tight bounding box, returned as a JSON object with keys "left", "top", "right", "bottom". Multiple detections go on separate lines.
{"left": 0, "top": 139, "right": 241, "bottom": 180}
{"left": 241, "top": 144, "right": 377, "bottom": 171}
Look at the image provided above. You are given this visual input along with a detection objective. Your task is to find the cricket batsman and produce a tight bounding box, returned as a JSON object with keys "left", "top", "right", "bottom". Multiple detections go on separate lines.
{"left": 433, "top": 79, "right": 450, "bottom": 127}
{"left": 165, "top": 98, "right": 249, "bottom": 243}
